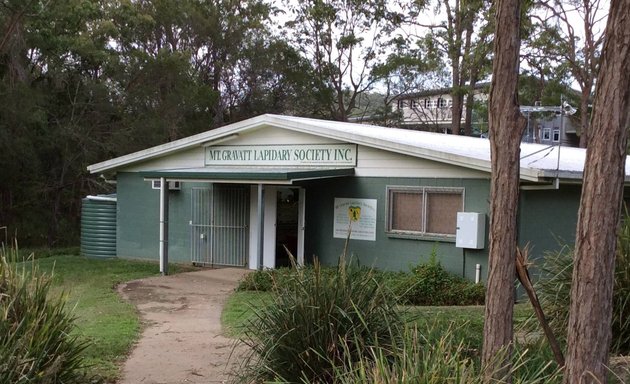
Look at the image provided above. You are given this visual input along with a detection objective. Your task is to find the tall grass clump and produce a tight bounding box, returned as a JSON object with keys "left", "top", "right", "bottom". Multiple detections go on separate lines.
{"left": 327, "top": 323, "right": 478, "bottom": 384}
{"left": 0, "top": 244, "right": 88, "bottom": 383}
{"left": 525, "top": 245, "right": 573, "bottom": 346}
{"left": 613, "top": 210, "right": 630, "bottom": 353}
{"left": 306, "top": 324, "right": 562, "bottom": 384}
{"left": 235, "top": 258, "right": 404, "bottom": 383}
{"left": 529, "top": 210, "right": 630, "bottom": 355}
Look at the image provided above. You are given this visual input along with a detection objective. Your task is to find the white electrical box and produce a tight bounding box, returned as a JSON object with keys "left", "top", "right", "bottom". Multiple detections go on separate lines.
{"left": 456, "top": 212, "right": 486, "bottom": 249}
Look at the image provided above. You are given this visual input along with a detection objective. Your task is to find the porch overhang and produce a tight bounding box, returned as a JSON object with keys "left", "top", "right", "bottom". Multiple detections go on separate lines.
{"left": 141, "top": 167, "right": 355, "bottom": 184}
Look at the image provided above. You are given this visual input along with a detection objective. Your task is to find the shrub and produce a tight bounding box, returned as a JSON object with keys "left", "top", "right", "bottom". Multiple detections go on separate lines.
{"left": 235, "top": 259, "right": 404, "bottom": 383}
{"left": 530, "top": 211, "right": 630, "bottom": 355}
{"left": 237, "top": 268, "right": 275, "bottom": 291}
{"left": 0, "top": 245, "right": 88, "bottom": 383}
{"left": 237, "top": 267, "right": 299, "bottom": 292}
{"left": 393, "top": 254, "right": 485, "bottom": 306}
{"left": 237, "top": 252, "right": 485, "bottom": 307}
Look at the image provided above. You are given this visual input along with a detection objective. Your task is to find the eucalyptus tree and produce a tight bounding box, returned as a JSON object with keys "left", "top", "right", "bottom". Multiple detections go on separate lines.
{"left": 482, "top": 0, "right": 527, "bottom": 380}
{"left": 369, "top": 51, "right": 450, "bottom": 127}
{"left": 409, "top": 0, "right": 493, "bottom": 135}
{"left": 564, "top": 0, "right": 630, "bottom": 380}
{"left": 530, "top": 0, "right": 607, "bottom": 147}
{"left": 226, "top": 38, "right": 317, "bottom": 120}
{"left": 283, "top": 0, "right": 393, "bottom": 121}
{"left": 107, "top": 0, "right": 271, "bottom": 143}
{"left": 107, "top": 0, "right": 310, "bottom": 143}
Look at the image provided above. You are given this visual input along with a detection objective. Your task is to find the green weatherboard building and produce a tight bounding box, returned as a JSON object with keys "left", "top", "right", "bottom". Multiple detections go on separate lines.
{"left": 86, "top": 114, "right": 616, "bottom": 281}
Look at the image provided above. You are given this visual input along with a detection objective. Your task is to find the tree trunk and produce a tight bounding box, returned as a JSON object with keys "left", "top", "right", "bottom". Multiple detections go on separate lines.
{"left": 481, "top": 0, "right": 527, "bottom": 381}
{"left": 451, "top": 63, "right": 463, "bottom": 135}
{"left": 460, "top": 18, "right": 475, "bottom": 137}
{"left": 464, "top": 72, "right": 478, "bottom": 136}
{"left": 563, "top": 2, "right": 630, "bottom": 382}
{"left": 578, "top": 87, "right": 591, "bottom": 148}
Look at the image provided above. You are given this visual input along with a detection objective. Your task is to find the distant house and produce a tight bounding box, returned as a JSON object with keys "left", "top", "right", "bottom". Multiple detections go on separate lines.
{"left": 521, "top": 104, "right": 580, "bottom": 147}
{"left": 396, "top": 84, "right": 581, "bottom": 147}
{"left": 394, "top": 83, "right": 489, "bottom": 134}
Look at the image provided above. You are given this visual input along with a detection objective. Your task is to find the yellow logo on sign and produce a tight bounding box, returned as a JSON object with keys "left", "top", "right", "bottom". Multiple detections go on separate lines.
{"left": 348, "top": 206, "right": 361, "bottom": 222}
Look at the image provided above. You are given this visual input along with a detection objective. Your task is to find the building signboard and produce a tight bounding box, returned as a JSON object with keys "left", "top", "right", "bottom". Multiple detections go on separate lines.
{"left": 333, "top": 198, "right": 377, "bottom": 241}
{"left": 205, "top": 144, "right": 357, "bottom": 167}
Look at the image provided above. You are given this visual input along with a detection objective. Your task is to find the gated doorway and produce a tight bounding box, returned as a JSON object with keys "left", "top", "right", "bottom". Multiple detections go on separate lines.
{"left": 190, "top": 185, "right": 249, "bottom": 267}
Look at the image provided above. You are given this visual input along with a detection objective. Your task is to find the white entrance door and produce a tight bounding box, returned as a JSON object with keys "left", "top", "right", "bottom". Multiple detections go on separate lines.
{"left": 248, "top": 186, "right": 305, "bottom": 269}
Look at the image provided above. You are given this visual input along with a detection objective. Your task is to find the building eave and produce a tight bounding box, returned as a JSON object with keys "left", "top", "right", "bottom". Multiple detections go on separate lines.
{"left": 87, "top": 115, "right": 273, "bottom": 174}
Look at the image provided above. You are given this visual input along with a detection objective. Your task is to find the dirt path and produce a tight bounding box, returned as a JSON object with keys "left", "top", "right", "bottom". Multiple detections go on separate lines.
{"left": 116, "top": 267, "right": 250, "bottom": 384}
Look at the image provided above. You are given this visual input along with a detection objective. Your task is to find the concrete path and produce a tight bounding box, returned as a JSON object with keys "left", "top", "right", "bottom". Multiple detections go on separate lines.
{"left": 117, "top": 268, "right": 249, "bottom": 384}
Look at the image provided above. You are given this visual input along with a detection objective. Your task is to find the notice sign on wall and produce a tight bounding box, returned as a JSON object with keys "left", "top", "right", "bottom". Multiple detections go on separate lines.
{"left": 205, "top": 144, "right": 357, "bottom": 167}
{"left": 333, "top": 198, "right": 377, "bottom": 241}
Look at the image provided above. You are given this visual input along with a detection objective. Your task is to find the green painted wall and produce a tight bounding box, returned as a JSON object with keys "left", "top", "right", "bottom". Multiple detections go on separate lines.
{"left": 116, "top": 172, "right": 192, "bottom": 263}
{"left": 298, "top": 177, "right": 491, "bottom": 280}
{"left": 518, "top": 185, "right": 582, "bottom": 270}
{"left": 114, "top": 171, "right": 586, "bottom": 284}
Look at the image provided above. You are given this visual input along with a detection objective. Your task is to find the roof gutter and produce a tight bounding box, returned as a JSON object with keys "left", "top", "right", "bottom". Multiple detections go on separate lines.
{"left": 520, "top": 178, "right": 560, "bottom": 190}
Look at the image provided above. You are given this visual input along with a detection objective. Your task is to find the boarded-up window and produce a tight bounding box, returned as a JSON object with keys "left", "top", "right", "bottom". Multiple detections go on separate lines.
{"left": 425, "top": 191, "right": 461, "bottom": 235}
{"left": 391, "top": 191, "right": 423, "bottom": 232}
{"left": 387, "top": 187, "right": 463, "bottom": 237}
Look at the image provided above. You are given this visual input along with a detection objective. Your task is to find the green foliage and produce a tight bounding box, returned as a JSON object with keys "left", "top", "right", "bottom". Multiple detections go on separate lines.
{"left": 237, "top": 268, "right": 274, "bottom": 291}
{"left": 33, "top": 255, "right": 192, "bottom": 380}
{"left": 283, "top": 0, "right": 393, "bottom": 121}
{"left": 238, "top": 253, "right": 485, "bottom": 307}
{"left": 0, "top": 246, "right": 88, "bottom": 383}
{"left": 318, "top": 325, "right": 563, "bottom": 384}
{"left": 224, "top": 285, "right": 569, "bottom": 383}
{"left": 236, "top": 267, "right": 295, "bottom": 292}
{"left": 524, "top": 245, "right": 572, "bottom": 347}
{"left": 406, "top": 306, "right": 485, "bottom": 355}
{"left": 221, "top": 291, "right": 270, "bottom": 338}
{"left": 0, "top": 0, "right": 317, "bottom": 247}
{"left": 235, "top": 259, "right": 404, "bottom": 383}
{"left": 392, "top": 253, "right": 485, "bottom": 306}
{"left": 325, "top": 324, "right": 478, "bottom": 383}
{"left": 529, "top": 213, "right": 630, "bottom": 355}
{"left": 612, "top": 212, "right": 630, "bottom": 354}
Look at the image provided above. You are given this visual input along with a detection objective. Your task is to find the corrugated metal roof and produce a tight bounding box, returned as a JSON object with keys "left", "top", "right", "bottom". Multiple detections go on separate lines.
{"left": 87, "top": 114, "right": 630, "bottom": 183}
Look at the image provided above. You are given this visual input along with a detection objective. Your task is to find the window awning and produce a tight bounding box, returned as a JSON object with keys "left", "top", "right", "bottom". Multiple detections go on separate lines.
{"left": 141, "top": 167, "right": 354, "bottom": 183}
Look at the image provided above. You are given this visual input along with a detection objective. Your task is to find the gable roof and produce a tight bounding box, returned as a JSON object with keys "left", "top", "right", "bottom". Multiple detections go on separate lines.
{"left": 87, "top": 114, "right": 630, "bottom": 183}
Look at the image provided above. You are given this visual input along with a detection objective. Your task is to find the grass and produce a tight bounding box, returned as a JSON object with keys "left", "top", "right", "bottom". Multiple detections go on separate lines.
{"left": 223, "top": 291, "right": 532, "bottom": 341}
{"left": 223, "top": 289, "right": 535, "bottom": 379}
{"left": 221, "top": 291, "right": 270, "bottom": 337}
{"left": 226, "top": 291, "right": 531, "bottom": 337}
{"left": 30, "top": 254, "right": 193, "bottom": 382}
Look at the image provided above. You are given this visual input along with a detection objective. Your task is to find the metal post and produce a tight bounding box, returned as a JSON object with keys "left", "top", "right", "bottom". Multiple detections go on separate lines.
{"left": 257, "top": 184, "right": 265, "bottom": 270}
{"left": 475, "top": 264, "right": 482, "bottom": 284}
{"left": 159, "top": 177, "right": 169, "bottom": 275}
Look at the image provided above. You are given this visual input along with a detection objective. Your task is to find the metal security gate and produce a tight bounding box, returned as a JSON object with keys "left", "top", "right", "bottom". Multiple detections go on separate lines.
{"left": 191, "top": 185, "right": 249, "bottom": 267}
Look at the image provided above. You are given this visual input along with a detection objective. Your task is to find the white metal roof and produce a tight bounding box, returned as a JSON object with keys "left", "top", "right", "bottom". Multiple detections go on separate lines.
{"left": 87, "top": 114, "right": 630, "bottom": 183}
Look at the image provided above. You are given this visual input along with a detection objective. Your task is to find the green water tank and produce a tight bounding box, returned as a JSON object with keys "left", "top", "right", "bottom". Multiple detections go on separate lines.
{"left": 81, "top": 195, "right": 117, "bottom": 258}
